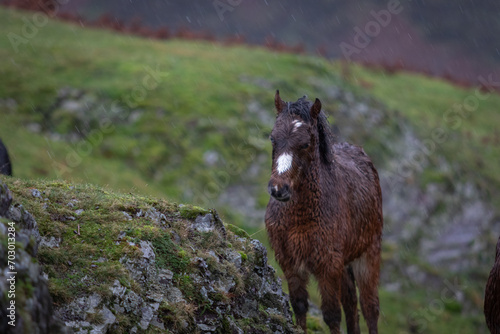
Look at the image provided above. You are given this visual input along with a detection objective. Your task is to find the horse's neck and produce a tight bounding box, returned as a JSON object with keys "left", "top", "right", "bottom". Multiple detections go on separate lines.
{"left": 291, "top": 161, "right": 329, "bottom": 219}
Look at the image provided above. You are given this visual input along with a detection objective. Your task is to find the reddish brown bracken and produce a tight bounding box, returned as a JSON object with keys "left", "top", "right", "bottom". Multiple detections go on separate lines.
{"left": 265, "top": 91, "right": 383, "bottom": 334}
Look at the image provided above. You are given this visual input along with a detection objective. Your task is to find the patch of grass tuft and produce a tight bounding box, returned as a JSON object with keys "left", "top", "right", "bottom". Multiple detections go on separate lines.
{"left": 226, "top": 224, "right": 250, "bottom": 239}
{"left": 179, "top": 205, "right": 209, "bottom": 219}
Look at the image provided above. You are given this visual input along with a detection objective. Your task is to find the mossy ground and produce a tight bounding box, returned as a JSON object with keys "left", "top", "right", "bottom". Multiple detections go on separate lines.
{"left": 3, "top": 178, "right": 171, "bottom": 303}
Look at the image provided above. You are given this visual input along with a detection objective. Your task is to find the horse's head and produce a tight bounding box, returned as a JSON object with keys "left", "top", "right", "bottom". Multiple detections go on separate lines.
{"left": 268, "top": 90, "right": 322, "bottom": 202}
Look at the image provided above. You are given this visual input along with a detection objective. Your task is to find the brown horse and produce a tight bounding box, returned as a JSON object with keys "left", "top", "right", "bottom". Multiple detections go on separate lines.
{"left": 265, "top": 91, "right": 383, "bottom": 334}
{"left": 485, "top": 236, "right": 500, "bottom": 334}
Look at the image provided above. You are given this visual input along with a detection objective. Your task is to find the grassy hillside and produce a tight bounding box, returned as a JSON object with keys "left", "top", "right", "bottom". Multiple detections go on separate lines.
{"left": 0, "top": 7, "right": 496, "bottom": 333}
{"left": 0, "top": 6, "right": 343, "bottom": 206}
{"left": 342, "top": 64, "right": 500, "bottom": 200}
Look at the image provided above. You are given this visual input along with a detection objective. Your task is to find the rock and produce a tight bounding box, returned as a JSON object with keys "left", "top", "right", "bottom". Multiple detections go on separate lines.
{"left": 158, "top": 268, "right": 174, "bottom": 281}
{"left": 198, "top": 323, "right": 217, "bottom": 332}
{"left": 139, "top": 305, "right": 154, "bottom": 330}
{"left": 110, "top": 280, "right": 126, "bottom": 298}
{"left": 86, "top": 293, "right": 102, "bottom": 313}
{"left": 166, "top": 287, "right": 185, "bottom": 303}
{"left": 144, "top": 207, "right": 167, "bottom": 225}
{"left": 251, "top": 239, "right": 268, "bottom": 270}
{"left": 192, "top": 213, "right": 215, "bottom": 233}
{"left": 171, "top": 230, "right": 181, "bottom": 244}
{"left": 0, "top": 182, "right": 69, "bottom": 334}
{"left": 203, "top": 150, "right": 220, "bottom": 166}
{"left": 237, "top": 298, "right": 259, "bottom": 318}
{"left": 226, "top": 250, "right": 243, "bottom": 269}
{"left": 0, "top": 182, "right": 12, "bottom": 216}
{"left": 1, "top": 179, "right": 298, "bottom": 334}
{"left": 39, "top": 236, "right": 61, "bottom": 248}
{"left": 89, "top": 306, "right": 115, "bottom": 334}
{"left": 122, "top": 290, "right": 143, "bottom": 313}
{"left": 215, "top": 276, "right": 236, "bottom": 293}
{"left": 140, "top": 241, "right": 156, "bottom": 260}
{"left": 6, "top": 204, "right": 41, "bottom": 251}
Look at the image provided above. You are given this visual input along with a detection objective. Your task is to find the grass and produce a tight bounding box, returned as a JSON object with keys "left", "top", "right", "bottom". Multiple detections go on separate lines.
{"left": 0, "top": 7, "right": 343, "bottom": 205}
{"left": 341, "top": 64, "right": 500, "bottom": 203}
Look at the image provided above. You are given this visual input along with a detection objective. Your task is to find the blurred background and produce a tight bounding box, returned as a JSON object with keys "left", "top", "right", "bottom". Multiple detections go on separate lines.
{"left": 1, "top": 0, "right": 499, "bottom": 332}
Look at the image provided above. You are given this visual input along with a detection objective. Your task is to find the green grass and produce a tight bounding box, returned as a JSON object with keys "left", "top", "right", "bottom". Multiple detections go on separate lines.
{"left": 341, "top": 64, "right": 500, "bottom": 202}
{"left": 0, "top": 7, "right": 344, "bottom": 205}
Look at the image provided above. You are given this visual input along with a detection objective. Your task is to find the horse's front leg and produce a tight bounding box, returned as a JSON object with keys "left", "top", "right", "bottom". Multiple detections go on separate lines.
{"left": 285, "top": 269, "right": 310, "bottom": 333}
{"left": 316, "top": 261, "right": 343, "bottom": 334}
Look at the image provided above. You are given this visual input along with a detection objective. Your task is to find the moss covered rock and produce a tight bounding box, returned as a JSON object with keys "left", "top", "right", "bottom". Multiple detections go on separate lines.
{"left": 0, "top": 179, "right": 298, "bottom": 333}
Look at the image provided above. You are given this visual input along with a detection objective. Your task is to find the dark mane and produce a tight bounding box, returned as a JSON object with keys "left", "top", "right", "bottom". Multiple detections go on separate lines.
{"left": 284, "top": 96, "right": 335, "bottom": 164}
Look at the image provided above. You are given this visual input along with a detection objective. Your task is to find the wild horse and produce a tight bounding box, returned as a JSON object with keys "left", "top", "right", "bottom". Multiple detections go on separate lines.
{"left": 265, "top": 91, "right": 383, "bottom": 334}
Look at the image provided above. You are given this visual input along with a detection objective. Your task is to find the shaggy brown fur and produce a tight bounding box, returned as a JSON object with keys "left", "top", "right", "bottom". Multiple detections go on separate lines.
{"left": 265, "top": 91, "right": 383, "bottom": 334}
{"left": 485, "top": 236, "right": 500, "bottom": 334}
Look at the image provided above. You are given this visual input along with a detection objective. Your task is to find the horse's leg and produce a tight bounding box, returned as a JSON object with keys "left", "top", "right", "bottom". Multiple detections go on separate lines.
{"left": 316, "top": 263, "right": 343, "bottom": 334}
{"left": 341, "top": 265, "right": 360, "bottom": 334}
{"left": 286, "top": 270, "right": 310, "bottom": 333}
{"left": 352, "top": 247, "right": 381, "bottom": 334}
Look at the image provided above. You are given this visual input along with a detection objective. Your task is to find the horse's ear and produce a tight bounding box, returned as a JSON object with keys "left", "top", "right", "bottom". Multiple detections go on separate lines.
{"left": 275, "top": 90, "right": 286, "bottom": 114}
{"left": 311, "top": 98, "right": 322, "bottom": 119}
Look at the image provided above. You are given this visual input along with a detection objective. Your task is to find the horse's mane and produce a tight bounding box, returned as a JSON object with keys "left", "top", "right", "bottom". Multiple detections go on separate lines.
{"left": 285, "top": 96, "right": 335, "bottom": 164}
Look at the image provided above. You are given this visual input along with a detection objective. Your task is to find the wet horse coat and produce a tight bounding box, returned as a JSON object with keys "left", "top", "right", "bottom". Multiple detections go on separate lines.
{"left": 265, "top": 92, "right": 382, "bottom": 334}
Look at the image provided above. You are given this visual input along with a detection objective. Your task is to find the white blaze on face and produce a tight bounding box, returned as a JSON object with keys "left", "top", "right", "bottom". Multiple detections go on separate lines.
{"left": 276, "top": 153, "right": 293, "bottom": 174}
{"left": 292, "top": 120, "right": 303, "bottom": 132}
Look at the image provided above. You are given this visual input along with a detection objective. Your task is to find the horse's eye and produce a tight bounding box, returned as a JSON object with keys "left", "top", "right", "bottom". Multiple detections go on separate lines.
{"left": 300, "top": 143, "right": 309, "bottom": 150}
{"left": 270, "top": 136, "right": 275, "bottom": 144}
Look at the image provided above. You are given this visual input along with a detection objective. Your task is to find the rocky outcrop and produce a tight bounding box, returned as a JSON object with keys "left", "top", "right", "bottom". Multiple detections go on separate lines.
{"left": 0, "top": 179, "right": 299, "bottom": 333}
{"left": 0, "top": 182, "right": 69, "bottom": 334}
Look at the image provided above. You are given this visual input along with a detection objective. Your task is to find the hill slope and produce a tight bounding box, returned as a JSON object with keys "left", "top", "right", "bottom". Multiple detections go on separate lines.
{"left": 0, "top": 7, "right": 498, "bottom": 333}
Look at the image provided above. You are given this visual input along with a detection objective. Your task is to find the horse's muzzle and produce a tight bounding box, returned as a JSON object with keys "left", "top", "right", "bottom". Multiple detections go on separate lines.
{"left": 268, "top": 182, "right": 291, "bottom": 202}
